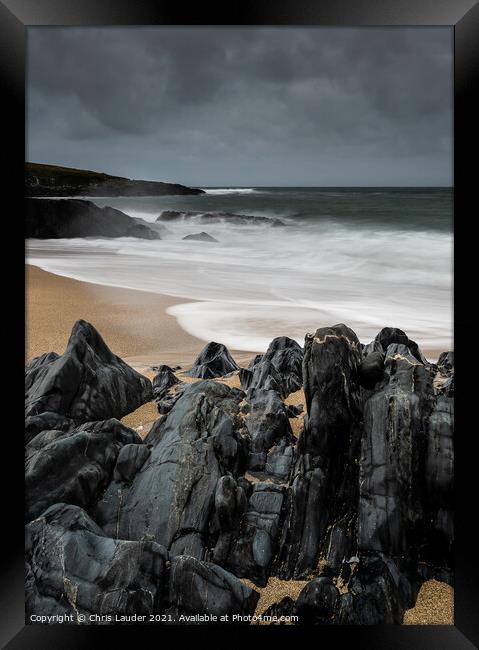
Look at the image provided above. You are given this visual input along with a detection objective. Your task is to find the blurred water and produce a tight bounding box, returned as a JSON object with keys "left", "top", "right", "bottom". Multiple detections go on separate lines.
{"left": 26, "top": 187, "right": 453, "bottom": 354}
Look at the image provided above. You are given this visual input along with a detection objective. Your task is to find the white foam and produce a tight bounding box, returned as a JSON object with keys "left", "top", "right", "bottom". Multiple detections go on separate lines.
{"left": 200, "top": 188, "right": 258, "bottom": 195}
{"left": 26, "top": 218, "right": 453, "bottom": 354}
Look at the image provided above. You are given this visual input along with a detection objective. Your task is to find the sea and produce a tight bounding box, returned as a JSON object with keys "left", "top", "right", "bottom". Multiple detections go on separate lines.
{"left": 26, "top": 187, "right": 453, "bottom": 356}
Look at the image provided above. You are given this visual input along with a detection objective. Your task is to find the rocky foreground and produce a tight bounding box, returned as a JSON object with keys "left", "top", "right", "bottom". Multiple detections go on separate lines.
{"left": 25, "top": 321, "right": 453, "bottom": 625}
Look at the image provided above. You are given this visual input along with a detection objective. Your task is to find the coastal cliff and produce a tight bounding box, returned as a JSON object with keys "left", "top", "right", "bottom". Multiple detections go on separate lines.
{"left": 26, "top": 162, "right": 205, "bottom": 197}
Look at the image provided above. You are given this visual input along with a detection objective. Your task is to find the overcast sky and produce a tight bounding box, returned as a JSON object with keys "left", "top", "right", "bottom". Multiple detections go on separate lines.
{"left": 27, "top": 27, "right": 452, "bottom": 187}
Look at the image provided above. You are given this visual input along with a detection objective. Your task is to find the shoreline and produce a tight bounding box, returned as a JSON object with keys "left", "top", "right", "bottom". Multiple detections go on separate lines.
{"left": 25, "top": 264, "right": 255, "bottom": 369}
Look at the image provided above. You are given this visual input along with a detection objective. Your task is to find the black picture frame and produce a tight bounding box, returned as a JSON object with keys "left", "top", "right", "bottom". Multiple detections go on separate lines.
{"left": 2, "top": 1, "right": 478, "bottom": 648}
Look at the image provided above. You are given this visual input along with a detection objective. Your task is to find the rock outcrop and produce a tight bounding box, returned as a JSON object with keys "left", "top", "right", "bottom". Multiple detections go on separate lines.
{"left": 168, "top": 555, "right": 259, "bottom": 619}
{"left": 26, "top": 503, "right": 169, "bottom": 622}
{"left": 243, "top": 388, "right": 293, "bottom": 475}
{"left": 182, "top": 232, "right": 218, "bottom": 242}
{"left": 186, "top": 342, "right": 239, "bottom": 379}
{"left": 152, "top": 365, "right": 181, "bottom": 400}
{"left": 94, "top": 381, "right": 247, "bottom": 559}
{"left": 24, "top": 319, "right": 453, "bottom": 625}
{"left": 240, "top": 337, "right": 303, "bottom": 398}
{"left": 26, "top": 198, "right": 160, "bottom": 239}
{"left": 26, "top": 419, "right": 141, "bottom": 522}
{"left": 157, "top": 210, "right": 285, "bottom": 227}
{"left": 25, "top": 320, "right": 152, "bottom": 422}
{"left": 276, "top": 324, "right": 363, "bottom": 579}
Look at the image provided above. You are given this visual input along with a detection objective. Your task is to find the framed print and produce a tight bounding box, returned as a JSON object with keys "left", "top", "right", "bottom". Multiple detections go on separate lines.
{"left": 1, "top": 1, "right": 478, "bottom": 648}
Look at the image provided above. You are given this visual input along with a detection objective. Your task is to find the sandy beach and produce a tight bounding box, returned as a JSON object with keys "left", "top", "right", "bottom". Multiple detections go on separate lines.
{"left": 25, "top": 264, "right": 258, "bottom": 436}
{"left": 26, "top": 264, "right": 254, "bottom": 369}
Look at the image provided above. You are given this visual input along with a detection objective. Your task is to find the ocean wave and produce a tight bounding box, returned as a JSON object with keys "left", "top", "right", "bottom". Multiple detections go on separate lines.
{"left": 26, "top": 215, "right": 452, "bottom": 355}
{"left": 200, "top": 188, "right": 258, "bottom": 195}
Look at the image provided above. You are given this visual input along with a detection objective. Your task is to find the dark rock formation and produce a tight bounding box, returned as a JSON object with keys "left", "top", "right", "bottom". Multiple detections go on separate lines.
{"left": 364, "top": 326, "right": 428, "bottom": 365}
{"left": 157, "top": 210, "right": 284, "bottom": 227}
{"left": 186, "top": 342, "right": 239, "bottom": 379}
{"left": 24, "top": 318, "right": 454, "bottom": 625}
{"left": 295, "top": 577, "right": 339, "bottom": 624}
{"left": 240, "top": 337, "right": 303, "bottom": 398}
{"left": 220, "top": 482, "right": 285, "bottom": 587}
{"left": 25, "top": 351, "right": 60, "bottom": 374}
{"left": 358, "top": 350, "right": 384, "bottom": 389}
{"left": 26, "top": 503, "right": 169, "bottom": 622}
{"left": 240, "top": 360, "right": 286, "bottom": 398}
{"left": 25, "top": 320, "right": 152, "bottom": 422}
{"left": 25, "top": 411, "right": 74, "bottom": 445}
{"left": 263, "top": 556, "right": 417, "bottom": 626}
{"left": 423, "top": 395, "right": 454, "bottom": 566}
{"left": 26, "top": 418, "right": 141, "bottom": 522}
{"left": 335, "top": 556, "right": 416, "bottom": 625}
{"left": 285, "top": 403, "right": 303, "bottom": 418}
{"left": 26, "top": 162, "right": 204, "bottom": 197}
{"left": 182, "top": 232, "right": 218, "bottom": 242}
{"left": 152, "top": 364, "right": 181, "bottom": 400}
{"left": 358, "top": 344, "right": 435, "bottom": 557}
{"left": 94, "top": 381, "right": 247, "bottom": 559}
{"left": 276, "top": 324, "right": 363, "bottom": 579}
{"left": 26, "top": 198, "right": 160, "bottom": 239}
{"left": 168, "top": 555, "right": 259, "bottom": 618}
{"left": 265, "top": 438, "right": 295, "bottom": 481}
{"left": 437, "top": 351, "right": 454, "bottom": 377}
{"left": 244, "top": 388, "right": 293, "bottom": 473}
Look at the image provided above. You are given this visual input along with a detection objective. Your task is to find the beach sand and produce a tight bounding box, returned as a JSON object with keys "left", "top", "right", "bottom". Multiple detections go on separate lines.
{"left": 25, "top": 264, "right": 255, "bottom": 435}
{"left": 26, "top": 265, "right": 255, "bottom": 368}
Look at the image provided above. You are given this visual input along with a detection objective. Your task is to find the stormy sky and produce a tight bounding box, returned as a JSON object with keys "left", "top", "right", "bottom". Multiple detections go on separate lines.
{"left": 27, "top": 27, "right": 452, "bottom": 187}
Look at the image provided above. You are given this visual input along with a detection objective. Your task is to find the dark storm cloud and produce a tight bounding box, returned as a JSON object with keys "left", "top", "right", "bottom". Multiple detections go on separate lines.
{"left": 27, "top": 27, "right": 452, "bottom": 186}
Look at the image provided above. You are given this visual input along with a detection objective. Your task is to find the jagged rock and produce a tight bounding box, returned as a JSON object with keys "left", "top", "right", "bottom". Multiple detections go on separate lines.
{"left": 25, "top": 351, "right": 60, "bottom": 374}
{"left": 114, "top": 444, "right": 151, "bottom": 483}
{"left": 240, "top": 337, "right": 302, "bottom": 398}
{"left": 364, "top": 327, "right": 428, "bottom": 365}
{"left": 276, "top": 324, "right": 362, "bottom": 579}
{"left": 25, "top": 418, "right": 141, "bottom": 522}
{"left": 25, "top": 411, "right": 74, "bottom": 444}
{"left": 210, "top": 476, "right": 249, "bottom": 566}
{"left": 168, "top": 555, "right": 259, "bottom": 618}
{"left": 335, "top": 556, "right": 416, "bottom": 624}
{"left": 25, "top": 320, "right": 152, "bottom": 422}
{"left": 186, "top": 342, "right": 239, "bottom": 379}
{"left": 265, "top": 438, "right": 294, "bottom": 481}
{"left": 322, "top": 519, "right": 355, "bottom": 576}
{"left": 157, "top": 210, "right": 284, "bottom": 227}
{"left": 26, "top": 503, "right": 169, "bottom": 622}
{"left": 441, "top": 375, "right": 454, "bottom": 397}
{"left": 437, "top": 351, "right": 454, "bottom": 376}
{"left": 240, "top": 360, "right": 286, "bottom": 398}
{"left": 423, "top": 396, "right": 454, "bottom": 566}
{"left": 358, "top": 350, "right": 384, "bottom": 389}
{"left": 244, "top": 388, "right": 293, "bottom": 472}
{"left": 182, "top": 232, "right": 218, "bottom": 242}
{"left": 152, "top": 365, "right": 180, "bottom": 400}
{"left": 94, "top": 381, "right": 247, "bottom": 559}
{"left": 285, "top": 404, "right": 303, "bottom": 417}
{"left": 222, "top": 482, "right": 285, "bottom": 587}
{"left": 262, "top": 337, "right": 303, "bottom": 394}
{"left": 26, "top": 198, "right": 160, "bottom": 239}
{"left": 295, "top": 577, "right": 339, "bottom": 624}
{"left": 358, "top": 344, "right": 435, "bottom": 556}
